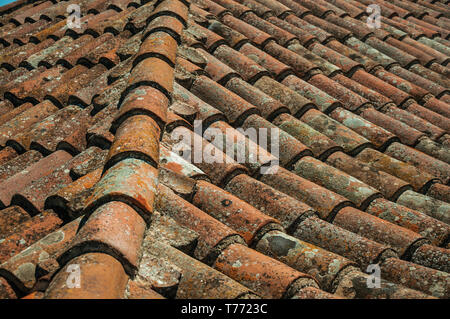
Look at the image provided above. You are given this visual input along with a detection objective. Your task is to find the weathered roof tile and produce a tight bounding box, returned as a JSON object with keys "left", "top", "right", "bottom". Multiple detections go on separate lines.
{"left": 1, "top": 0, "right": 449, "bottom": 300}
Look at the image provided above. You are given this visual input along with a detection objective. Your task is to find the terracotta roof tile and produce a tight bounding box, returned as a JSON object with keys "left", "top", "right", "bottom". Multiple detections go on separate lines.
{"left": 197, "top": 47, "right": 240, "bottom": 83}
{"left": 299, "top": 108, "right": 372, "bottom": 155}
{"left": 273, "top": 113, "right": 342, "bottom": 159}
{"left": 225, "top": 173, "right": 315, "bottom": 229}
{"left": 225, "top": 78, "right": 288, "bottom": 120}
{"left": 382, "top": 104, "right": 445, "bottom": 142}
{"left": 125, "top": 280, "right": 165, "bottom": 299}
{"left": 285, "top": 14, "right": 333, "bottom": 43}
{"left": 193, "top": 0, "right": 231, "bottom": 17}
{"left": 3, "top": 66, "right": 66, "bottom": 105}
{"left": 76, "top": 33, "right": 125, "bottom": 68}
{"left": 417, "top": 37, "right": 450, "bottom": 58}
{"left": 0, "top": 67, "right": 36, "bottom": 94}
{"left": 137, "top": 31, "right": 178, "bottom": 67}
{"left": 395, "top": 14, "right": 437, "bottom": 35}
{"left": 293, "top": 216, "right": 397, "bottom": 269}
{"left": 276, "top": 0, "right": 309, "bottom": 17}
{"left": 187, "top": 20, "right": 226, "bottom": 50}
{"left": 0, "top": 210, "right": 63, "bottom": 264}
{"left": 260, "top": 166, "right": 352, "bottom": 221}
{"left": 429, "top": 63, "right": 450, "bottom": 78}
{"left": 133, "top": 244, "right": 182, "bottom": 298}
{"left": 264, "top": 41, "right": 322, "bottom": 79}
{"left": 406, "top": 103, "right": 450, "bottom": 132}
{"left": 240, "top": 42, "right": 295, "bottom": 79}
{"left": 84, "top": 158, "right": 158, "bottom": 223}
{"left": 127, "top": 57, "right": 174, "bottom": 99}
{"left": 159, "top": 145, "right": 209, "bottom": 180}
{"left": 94, "top": 73, "right": 129, "bottom": 110}
{"left": 10, "top": 146, "right": 102, "bottom": 215}
{"left": 0, "top": 102, "right": 32, "bottom": 127}
{"left": 193, "top": 180, "right": 282, "bottom": 244}
{"left": 324, "top": 0, "right": 364, "bottom": 19}
{"left": 388, "top": 65, "right": 449, "bottom": 99}
{"left": 250, "top": 0, "right": 291, "bottom": 17}
{"left": 0, "top": 0, "right": 27, "bottom": 15}
{"left": 0, "top": 146, "right": 18, "bottom": 166}
{"left": 215, "top": 0, "right": 255, "bottom": 17}
{"left": 356, "top": 147, "right": 439, "bottom": 193}
{"left": 0, "top": 100, "right": 13, "bottom": 115}
{"left": 191, "top": 75, "right": 259, "bottom": 125}
{"left": 1, "top": 0, "right": 448, "bottom": 300}
{"left": 286, "top": 42, "right": 341, "bottom": 76}
{"left": 439, "top": 134, "right": 450, "bottom": 148}
{"left": 46, "top": 168, "right": 101, "bottom": 220}
{"left": 10, "top": 1, "right": 53, "bottom": 26}
{"left": 242, "top": 12, "right": 298, "bottom": 46}
{"left": 380, "top": 257, "right": 450, "bottom": 298}
{"left": 0, "top": 206, "right": 31, "bottom": 238}
{"left": 18, "top": 37, "right": 75, "bottom": 70}
{"left": 378, "top": 21, "right": 407, "bottom": 40}
{"left": 254, "top": 76, "right": 315, "bottom": 116}
{"left": 328, "top": 40, "right": 381, "bottom": 74}
{"left": 214, "top": 243, "right": 318, "bottom": 298}
{"left": 294, "top": 156, "right": 381, "bottom": 209}
{"left": 222, "top": 13, "right": 274, "bottom": 46}
{"left": 0, "top": 217, "right": 80, "bottom": 294}
{"left": 242, "top": 114, "right": 312, "bottom": 167}
{"left": 86, "top": 114, "right": 115, "bottom": 149}
{"left": 332, "top": 265, "right": 432, "bottom": 299}
{"left": 0, "top": 150, "right": 72, "bottom": 209}
{"left": 28, "top": 18, "right": 66, "bottom": 43}
{"left": 361, "top": 107, "right": 424, "bottom": 146}
{"left": 385, "top": 142, "right": 450, "bottom": 184}
{"left": 144, "top": 237, "right": 257, "bottom": 299}
{"left": 12, "top": 105, "right": 92, "bottom": 155}
{"left": 293, "top": 0, "right": 333, "bottom": 18}
{"left": 176, "top": 55, "right": 205, "bottom": 77}
{"left": 333, "top": 206, "right": 427, "bottom": 259}
{"left": 402, "top": 37, "right": 449, "bottom": 65}
{"left": 147, "top": 209, "right": 198, "bottom": 253}
{"left": 173, "top": 81, "right": 226, "bottom": 125}
{"left": 107, "top": 115, "right": 160, "bottom": 171}
{"left": 329, "top": 107, "right": 398, "bottom": 151}
{"left": 415, "top": 136, "right": 450, "bottom": 164}
{"left": 0, "top": 150, "right": 43, "bottom": 182}
{"left": 411, "top": 244, "right": 450, "bottom": 273}
{"left": 303, "top": 14, "right": 353, "bottom": 41}
{"left": 206, "top": 120, "right": 277, "bottom": 173}
{"left": 0, "top": 276, "right": 16, "bottom": 299}
{"left": 308, "top": 41, "right": 363, "bottom": 75}
{"left": 266, "top": 16, "right": 316, "bottom": 45}
{"left": 116, "top": 86, "right": 168, "bottom": 132}
{"left": 408, "top": 64, "right": 450, "bottom": 91}
{"left": 374, "top": 69, "right": 430, "bottom": 102}
{"left": 256, "top": 230, "right": 355, "bottom": 292}
{"left": 292, "top": 287, "right": 341, "bottom": 299}
{"left": 366, "top": 197, "right": 449, "bottom": 247}
{"left": 58, "top": 201, "right": 146, "bottom": 275}
{"left": 397, "top": 190, "right": 450, "bottom": 225}
{"left": 426, "top": 183, "right": 450, "bottom": 204}
{"left": 45, "top": 252, "right": 128, "bottom": 299}
{"left": 342, "top": 36, "right": 397, "bottom": 70}
{"left": 45, "top": 65, "right": 108, "bottom": 107}
{"left": 28, "top": 0, "right": 71, "bottom": 22}
{"left": 1, "top": 19, "right": 53, "bottom": 46}
{"left": 326, "top": 151, "right": 411, "bottom": 200}
{"left": 156, "top": 183, "right": 245, "bottom": 263}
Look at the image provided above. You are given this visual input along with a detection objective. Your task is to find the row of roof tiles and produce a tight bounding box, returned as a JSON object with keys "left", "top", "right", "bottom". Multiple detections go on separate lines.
{"left": 0, "top": 0, "right": 449, "bottom": 299}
